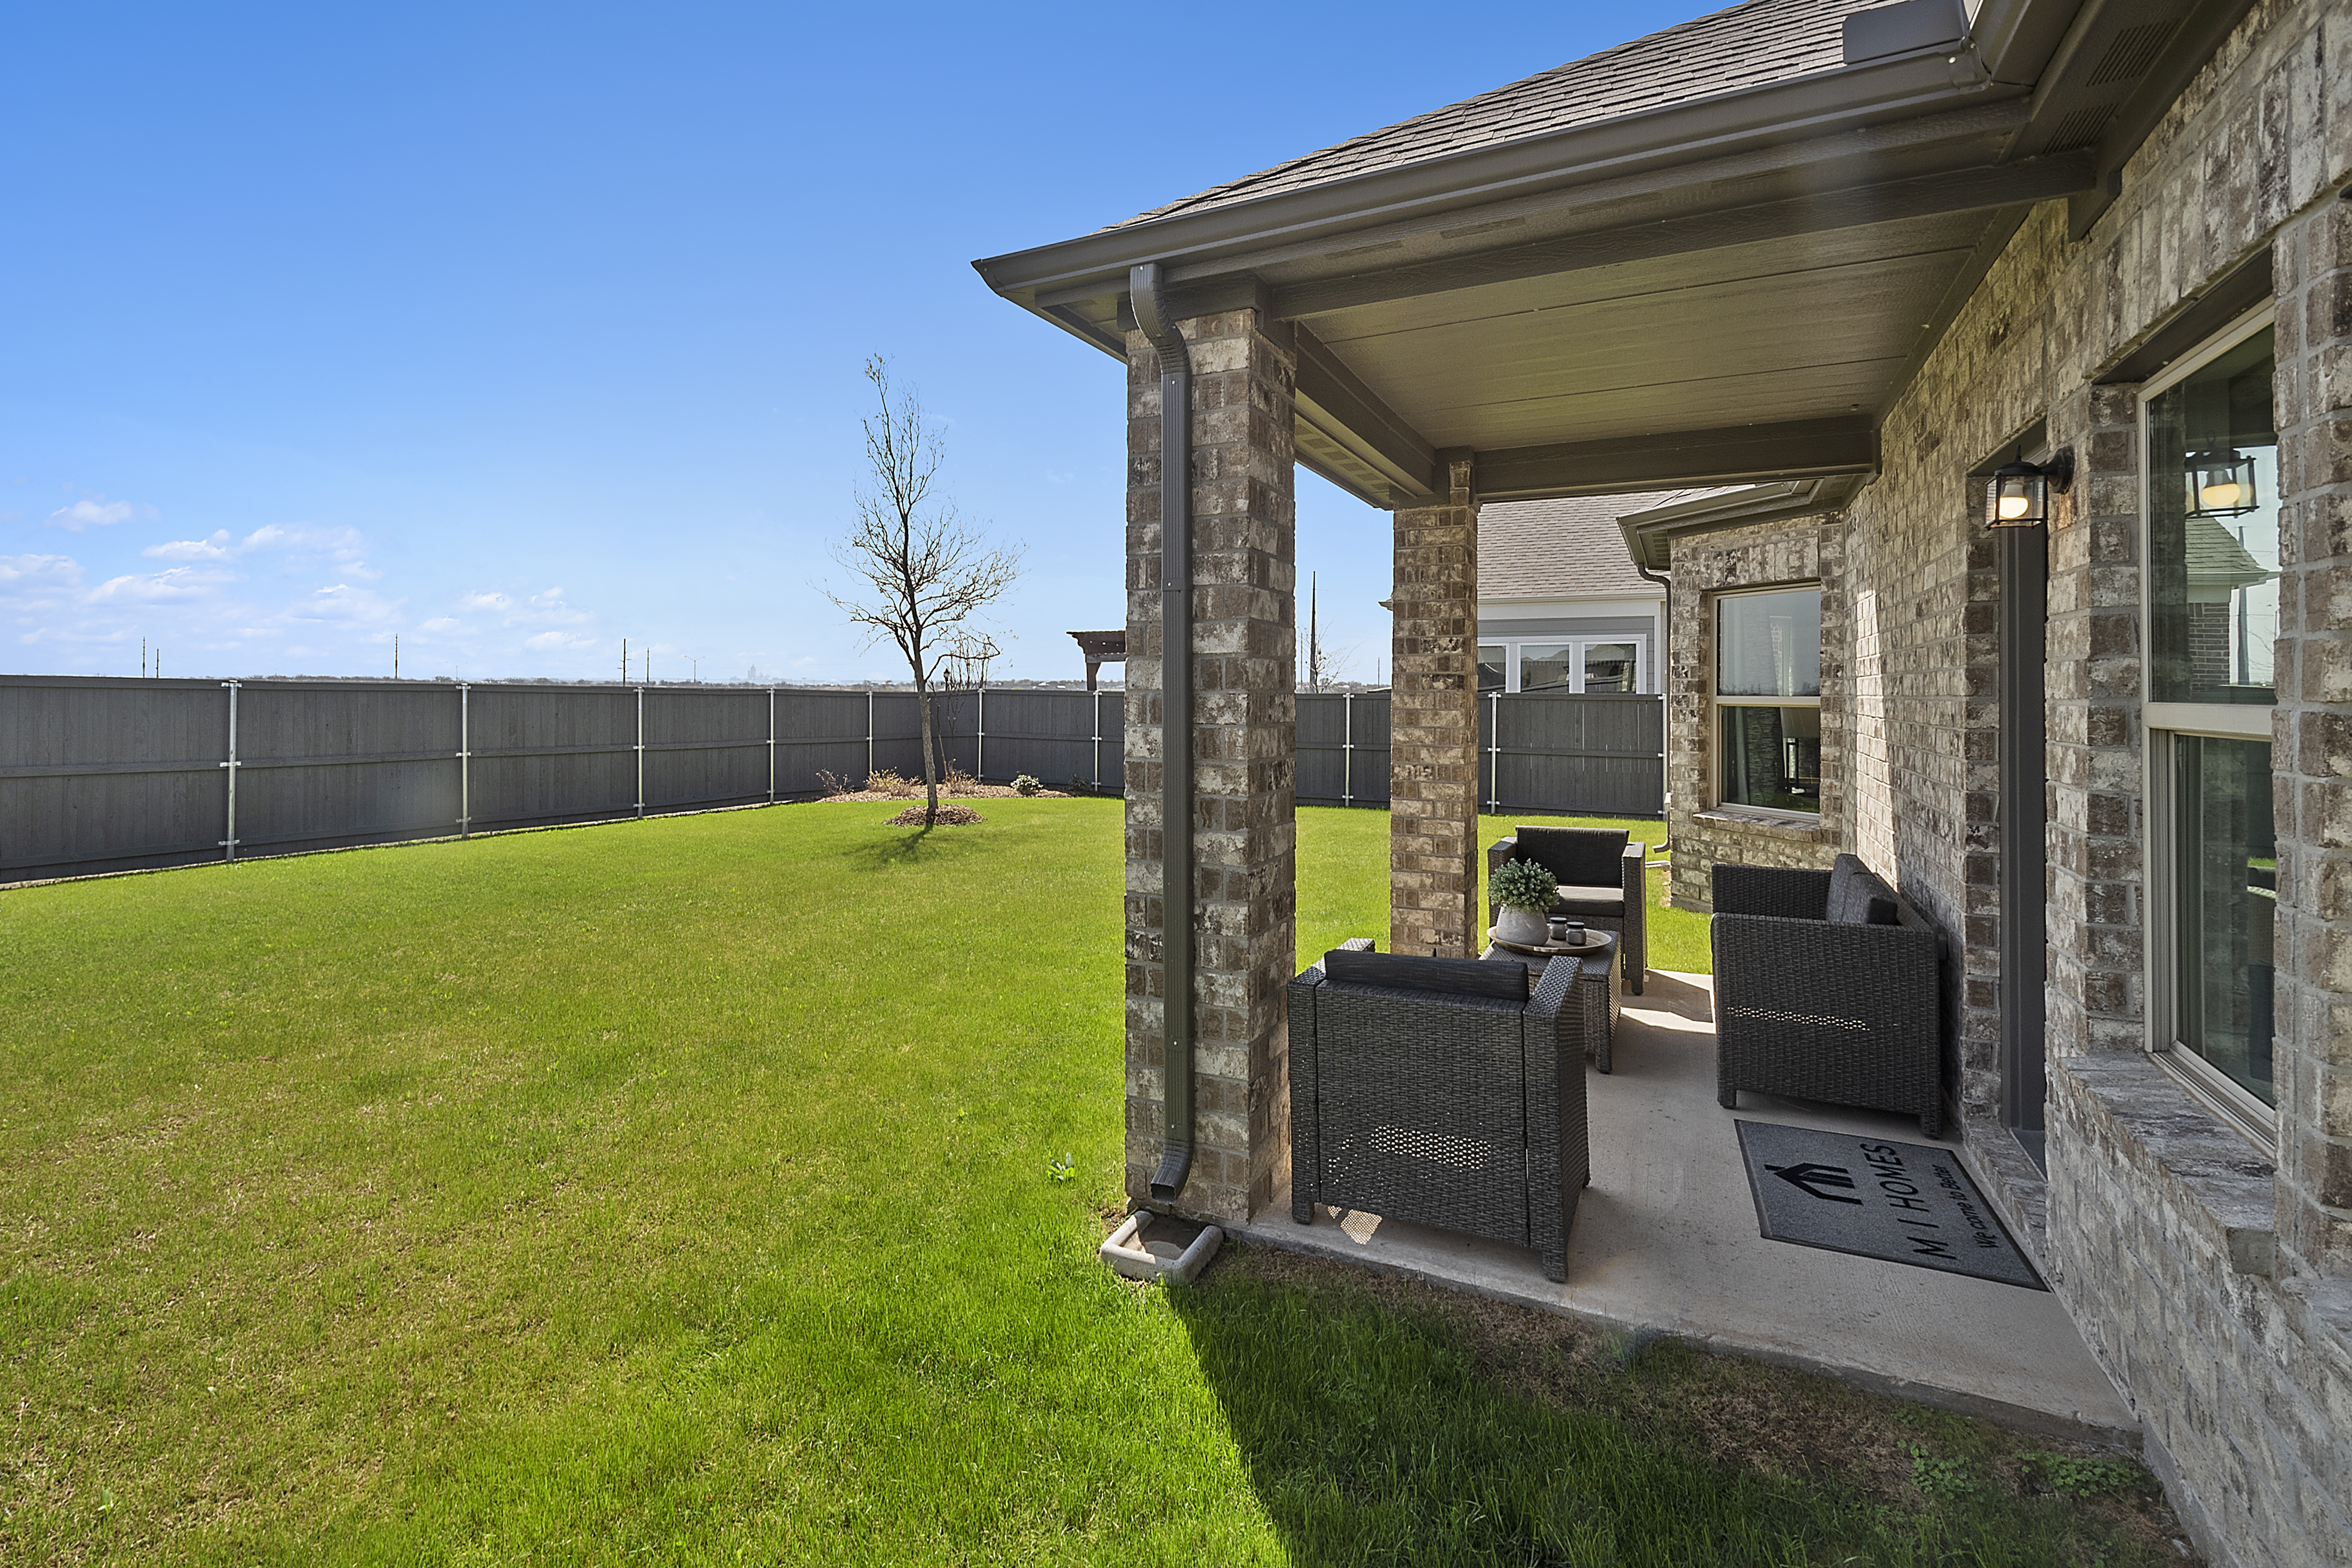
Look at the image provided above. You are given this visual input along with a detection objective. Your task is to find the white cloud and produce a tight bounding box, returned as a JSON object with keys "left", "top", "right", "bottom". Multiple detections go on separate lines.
{"left": 83, "top": 566, "right": 232, "bottom": 604}
{"left": 286, "top": 582, "right": 399, "bottom": 625}
{"left": 47, "top": 497, "right": 153, "bottom": 531}
{"left": 524, "top": 630, "right": 596, "bottom": 651}
{"left": 419, "top": 616, "right": 458, "bottom": 632}
{"left": 144, "top": 529, "right": 235, "bottom": 562}
{"left": 457, "top": 590, "right": 512, "bottom": 612}
{"left": 0, "top": 553, "right": 81, "bottom": 587}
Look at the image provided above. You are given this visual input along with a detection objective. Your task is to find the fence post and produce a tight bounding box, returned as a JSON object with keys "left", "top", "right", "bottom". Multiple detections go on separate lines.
{"left": 1091, "top": 688, "right": 1102, "bottom": 791}
{"left": 976, "top": 687, "right": 985, "bottom": 781}
{"left": 635, "top": 685, "right": 645, "bottom": 819}
{"left": 457, "top": 683, "right": 471, "bottom": 838}
{"left": 767, "top": 687, "right": 776, "bottom": 804}
{"left": 1487, "top": 691, "right": 1502, "bottom": 814}
{"left": 1342, "top": 692, "right": 1353, "bottom": 806}
{"left": 866, "top": 689, "right": 875, "bottom": 783}
{"left": 219, "top": 681, "right": 241, "bottom": 862}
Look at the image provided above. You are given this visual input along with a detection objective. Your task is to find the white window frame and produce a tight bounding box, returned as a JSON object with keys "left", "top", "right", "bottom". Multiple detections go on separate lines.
{"left": 1478, "top": 636, "right": 1652, "bottom": 695}
{"left": 2139, "top": 301, "right": 2280, "bottom": 1147}
{"left": 1710, "top": 583, "right": 1822, "bottom": 821}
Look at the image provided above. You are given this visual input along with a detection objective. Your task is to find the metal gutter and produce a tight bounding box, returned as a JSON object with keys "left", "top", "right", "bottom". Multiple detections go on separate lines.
{"left": 1616, "top": 475, "right": 1866, "bottom": 574}
{"left": 1130, "top": 261, "right": 1195, "bottom": 1205}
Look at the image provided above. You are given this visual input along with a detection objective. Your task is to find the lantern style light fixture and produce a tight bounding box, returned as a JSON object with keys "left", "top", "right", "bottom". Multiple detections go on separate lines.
{"left": 2184, "top": 448, "right": 2259, "bottom": 517}
{"left": 1983, "top": 448, "right": 2074, "bottom": 529}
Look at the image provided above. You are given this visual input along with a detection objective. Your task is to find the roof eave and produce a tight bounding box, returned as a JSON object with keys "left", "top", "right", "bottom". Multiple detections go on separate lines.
{"left": 972, "top": 45, "right": 2025, "bottom": 309}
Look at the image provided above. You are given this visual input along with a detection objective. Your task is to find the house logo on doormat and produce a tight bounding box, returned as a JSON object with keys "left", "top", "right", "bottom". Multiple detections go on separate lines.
{"left": 1737, "top": 1121, "right": 2044, "bottom": 1289}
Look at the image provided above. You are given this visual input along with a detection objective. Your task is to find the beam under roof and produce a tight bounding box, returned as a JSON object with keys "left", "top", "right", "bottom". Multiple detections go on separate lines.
{"left": 1475, "top": 418, "right": 1878, "bottom": 503}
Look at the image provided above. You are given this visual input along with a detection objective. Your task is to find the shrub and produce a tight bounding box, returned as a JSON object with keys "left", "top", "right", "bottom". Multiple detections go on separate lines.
{"left": 1489, "top": 858, "right": 1560, "bottom": 912}
{"left": 863, "top": 769, "right": 919, "bottom": 799}
{"left": 1066, "top": 774, "right": 1091, "bottom": 797}
{"left": 1014, "top": 774, "right": 1042, "bottom": 796}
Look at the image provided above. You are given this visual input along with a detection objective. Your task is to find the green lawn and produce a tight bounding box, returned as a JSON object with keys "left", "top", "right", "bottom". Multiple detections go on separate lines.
{"left": 1, "top": 802, "right": 2182, "bottom": 1564}
{"left": 1296, "top": 808, "right": 1706, "bottom": 974}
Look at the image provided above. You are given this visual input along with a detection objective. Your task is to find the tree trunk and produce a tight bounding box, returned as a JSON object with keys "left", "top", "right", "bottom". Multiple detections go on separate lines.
{"left": 915, "top": 675, "right": 939, "bottom": 825}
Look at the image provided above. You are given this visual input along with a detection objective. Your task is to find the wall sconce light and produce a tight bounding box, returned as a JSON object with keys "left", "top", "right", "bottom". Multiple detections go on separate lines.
{"left": 1983, "top": 449, "right": 2073, "bottom": 528}
{"left": 2184, "top": 448, "right": 2258, "bottom": 517}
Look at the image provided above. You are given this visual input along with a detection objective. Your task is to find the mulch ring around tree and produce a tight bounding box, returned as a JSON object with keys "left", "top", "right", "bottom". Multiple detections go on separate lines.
{"left": 886, "top": 803, "right": 986, "bottom": 826}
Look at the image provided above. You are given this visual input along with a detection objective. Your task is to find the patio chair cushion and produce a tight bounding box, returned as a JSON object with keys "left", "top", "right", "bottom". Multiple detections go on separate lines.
{"left": 1512, "top": 826, "right": 1631, "bottom": 888}
{"left": 1825, "top": 853, "right": 1900, "bottom": 926}
{"left": 1551, "top": 884, "right": 1628, "bottom": 918}
{"left": 1323, "top": 947, "right": 1530, "bottom": 1002}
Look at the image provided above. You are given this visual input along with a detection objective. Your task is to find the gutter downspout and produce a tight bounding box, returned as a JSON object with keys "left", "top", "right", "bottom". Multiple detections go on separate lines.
{"left": 1131, "top": 261, "right": 1195, "bottom": 1204}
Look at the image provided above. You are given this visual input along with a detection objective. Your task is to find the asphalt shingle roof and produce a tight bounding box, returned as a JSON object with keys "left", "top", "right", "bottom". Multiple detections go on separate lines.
{"left": 1481, "top": 491, "right": 1731, "bottom": 601}
{"left": 1115, "top": 0, "right": 1863, "bottom": 228}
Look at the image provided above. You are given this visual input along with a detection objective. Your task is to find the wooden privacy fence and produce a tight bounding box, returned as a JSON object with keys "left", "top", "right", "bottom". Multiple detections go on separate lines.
{"left": 0, "top": 678, "right": 1659, "bottom": 885}
{"left": 1294, "top": 691, "right": 1664, "bottom": 819}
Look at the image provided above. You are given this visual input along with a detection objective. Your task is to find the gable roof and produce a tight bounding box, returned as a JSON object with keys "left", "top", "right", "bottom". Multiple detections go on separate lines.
{"left": 1480, "top": 491, "right": 1730, "bottom": 601}
{"left": 1118, "top": 0, "right": 1861, "bottom": 229}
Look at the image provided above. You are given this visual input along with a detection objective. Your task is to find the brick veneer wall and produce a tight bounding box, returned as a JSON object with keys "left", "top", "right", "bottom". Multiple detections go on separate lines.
{"left": 1664, "top": 517, "right": 1842, "bottom": 911}
{"left": 1814, "top": 5, "right": 2352, "bottom": 1560}
{"left": 1390, "top": 455, "right": 1481, "bottom": 957}
{"left": 1122, "top": 307, "right": 1297, "bottom": 1224}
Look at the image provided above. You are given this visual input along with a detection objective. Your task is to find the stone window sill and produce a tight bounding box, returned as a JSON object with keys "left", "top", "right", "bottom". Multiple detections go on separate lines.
{"left": 1692, "top": 807, "right": 1828, "bottom": 841}
{"left": 2060, "top": 1054, "right": 2278, "bottom": 1276}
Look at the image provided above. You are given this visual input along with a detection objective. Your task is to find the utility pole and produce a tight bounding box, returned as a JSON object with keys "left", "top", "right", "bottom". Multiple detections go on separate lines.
{"left": 393, "top": 634, "right": 400, "bottom": 679}
{"left": 621, "top": 639, "right": 628, "bottom": 683}
{"left": 688, "top": 654, "right": 700, "bottom": 682}
{"left": 142, "top": 638, "right": 147, "bottom": 679}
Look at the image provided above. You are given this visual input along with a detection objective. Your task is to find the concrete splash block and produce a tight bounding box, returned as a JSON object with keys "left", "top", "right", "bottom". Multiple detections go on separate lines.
{"left": 1100, "top": 1211, "right": 1223, "bottom": 1283}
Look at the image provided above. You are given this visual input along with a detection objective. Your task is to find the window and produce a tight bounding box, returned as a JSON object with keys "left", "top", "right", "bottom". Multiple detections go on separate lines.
{"left": 2143, "top": 310, "right": 2280, "bottom": 1130}
{"left": 1518, "top": 643, "right": 1575, "bottom": 693}
{"left": 1582, "top": 642, "right": 1637, "bottom": 693}
{"left": 1714, "top": 587, "right": 1821, "bottom": 816}
{"left": 1477, "top": 645, "right": 1506, "bottom": 693}
{"left": 1475, "top": 637, "right": 1652, "bottom": 693}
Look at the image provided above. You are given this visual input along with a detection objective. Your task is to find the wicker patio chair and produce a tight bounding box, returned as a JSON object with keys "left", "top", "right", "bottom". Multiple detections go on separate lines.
{"left": 1287, "top": 938, "right": 1591, "bottom": 1281}
{"left": 1710, "top": 855, "right": 1946, "bottom": 1137}
{"left": 1487, "top": 826, "right": 1648, "bottom": 994}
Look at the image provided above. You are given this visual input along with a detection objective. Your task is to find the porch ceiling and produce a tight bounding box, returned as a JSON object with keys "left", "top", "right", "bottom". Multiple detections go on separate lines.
{"left": 976, "top": 0, "right": 2257, "bottom": 516}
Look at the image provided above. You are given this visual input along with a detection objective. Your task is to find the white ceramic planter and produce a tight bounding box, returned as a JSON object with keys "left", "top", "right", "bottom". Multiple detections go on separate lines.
{"left": 1493, "top": 905, "right": 1551, "bottom": 946}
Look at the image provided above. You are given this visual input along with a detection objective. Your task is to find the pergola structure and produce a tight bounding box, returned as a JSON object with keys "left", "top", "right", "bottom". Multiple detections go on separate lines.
{"left": 973, "top": 0, "right": 2253, "bottom": 1222}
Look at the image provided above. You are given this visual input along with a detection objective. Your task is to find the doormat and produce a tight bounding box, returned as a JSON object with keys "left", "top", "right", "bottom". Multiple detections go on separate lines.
{"left": 1735, "top": 1121, "right": 2044, "bottom": 1290}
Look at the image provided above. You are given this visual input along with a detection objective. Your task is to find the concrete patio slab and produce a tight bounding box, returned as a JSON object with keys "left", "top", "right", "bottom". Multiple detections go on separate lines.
{"left": 1235, "top": 970, "right": 2139, "bottom": 1447}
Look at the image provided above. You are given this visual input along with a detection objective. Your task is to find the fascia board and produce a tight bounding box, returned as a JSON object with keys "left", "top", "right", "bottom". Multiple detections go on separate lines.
{"left": 972, "top": 52, "right": 2024, "bottom": 302}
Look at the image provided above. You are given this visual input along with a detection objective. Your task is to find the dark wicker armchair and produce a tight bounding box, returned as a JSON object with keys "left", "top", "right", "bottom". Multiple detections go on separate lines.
{"left": 1487, "top": 826, "right": 1647, "bottom": 994}
{"left": 1287, "top": 939, "right": 1590, "bottom": 1281}
{"left": 1710, "top": 855, "right": 1946, "bottom": 1137}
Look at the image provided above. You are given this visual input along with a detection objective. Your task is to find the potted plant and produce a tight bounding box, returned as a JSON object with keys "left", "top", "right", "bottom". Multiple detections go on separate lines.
{"left": 1489, "top": 858, "right": 1560, "bottom": 947}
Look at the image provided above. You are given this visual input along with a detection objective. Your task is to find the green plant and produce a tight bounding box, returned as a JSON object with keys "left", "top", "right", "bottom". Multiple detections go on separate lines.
{"left": 1489, "top": 857, "right": 1560, "bottom": 912}
{"left": 1014, "top": 774, "right": 1043, "bottom": 797}
{"left": 2018, "top": 1450, "right": 2151, "bottom": 1499}
{"left": 1910, "top": 1444, "right": 1982, "bottom": 1502}
{"left": 1048, "top": 1152, "right": 1076, "bottom": 1182}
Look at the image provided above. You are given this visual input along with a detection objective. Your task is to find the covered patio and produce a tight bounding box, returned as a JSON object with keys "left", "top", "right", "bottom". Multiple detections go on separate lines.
{"left": 1238, "top": 966, "right": 2132, "bottom": 1443}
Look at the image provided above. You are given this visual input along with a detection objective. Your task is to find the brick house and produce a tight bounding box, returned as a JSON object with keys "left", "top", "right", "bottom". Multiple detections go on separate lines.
{"left": 975, "top": 1, "right": 2352, "bottom": 1560}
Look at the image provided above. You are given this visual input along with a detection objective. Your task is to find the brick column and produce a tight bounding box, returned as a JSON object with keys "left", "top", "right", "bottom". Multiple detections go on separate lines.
{"left": 1123, "top": 305, "right": 1297, "bottom": 1224}
{"left": 1390, "top": 454, "right": 1480, "bottom": 957}
{"left": 2272, "top": 209, "right": 2352, "bottom": 1278}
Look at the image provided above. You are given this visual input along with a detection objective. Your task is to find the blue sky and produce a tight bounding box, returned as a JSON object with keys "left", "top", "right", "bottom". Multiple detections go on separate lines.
{"left": 2, "top": 2, "right": 1697, "bottom": 685}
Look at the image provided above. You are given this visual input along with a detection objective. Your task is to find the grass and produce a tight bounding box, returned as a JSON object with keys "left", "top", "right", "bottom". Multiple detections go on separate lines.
{"left": 1295, "top": 808, "right": 1707, "bottom": 974}
{"left": 1, "top": 801, "right": 2186, "bottom": 1564}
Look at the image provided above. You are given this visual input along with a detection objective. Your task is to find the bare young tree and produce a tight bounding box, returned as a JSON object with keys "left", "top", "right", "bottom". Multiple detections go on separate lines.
{"left": 1300, "top": 571, "right": 1356, "bottom": 692}
{"left": 827, "top": 357, "right": 1022, "bottom": 825}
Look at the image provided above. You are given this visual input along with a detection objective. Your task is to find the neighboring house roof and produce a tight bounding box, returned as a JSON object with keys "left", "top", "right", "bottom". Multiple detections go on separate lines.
{"left": 1481, "top": 491, "right": 1729, "bottom": 601}
{"left": 1117, "top": 0, "right": 1858, "bottom": 229}
{"left": 2184, "top": 515, "right": 2273, "bottom": 590}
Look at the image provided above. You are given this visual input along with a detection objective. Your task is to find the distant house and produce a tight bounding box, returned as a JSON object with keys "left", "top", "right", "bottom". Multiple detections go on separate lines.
{"left": 1474, "top": 491, "right": 1721, "bottom": 695}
